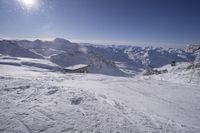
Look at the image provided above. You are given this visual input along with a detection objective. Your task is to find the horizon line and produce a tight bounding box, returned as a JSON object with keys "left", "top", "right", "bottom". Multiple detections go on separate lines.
{"left": 0, "top": 36, "right": 193, "bottom": 48}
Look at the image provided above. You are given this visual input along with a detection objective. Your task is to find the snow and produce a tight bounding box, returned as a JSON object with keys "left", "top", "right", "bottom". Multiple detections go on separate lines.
{"left": 64, "top": 64, "right": 89, "bottom": 70}
{"left": 0, "top": 40, "right": 43, "bottom": 59}
{"left": 0, "top": 56, "right": 61, "bottom": 71}
{"left": 1, "top": 39, "right": 196, "bottom": 76}
{"left": 0, "top": 64, "right": 200, "bottom": 133}
{"left": 142, "top": 62, "right": 200, "bottom": 85}
{"left": 0, "top": 39, "right": 200, "bottom": 132}
{"left": 89, "top": 45, "right": 195, "bottom": 75}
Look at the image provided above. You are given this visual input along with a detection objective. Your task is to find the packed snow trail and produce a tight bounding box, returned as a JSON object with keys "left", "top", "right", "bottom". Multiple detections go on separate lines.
{"left": 0, "top": 65, "right": 200, "bottom": 133}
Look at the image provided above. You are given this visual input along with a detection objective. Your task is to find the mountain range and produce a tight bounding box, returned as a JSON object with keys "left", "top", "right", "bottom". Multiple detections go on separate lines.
{"left": 0, "top": 38, "right": 196, "bottom": 76}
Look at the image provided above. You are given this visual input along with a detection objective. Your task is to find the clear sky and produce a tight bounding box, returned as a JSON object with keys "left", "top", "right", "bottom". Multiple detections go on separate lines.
{"left": 0, "top": 0, "right": 200, "bottom": 47}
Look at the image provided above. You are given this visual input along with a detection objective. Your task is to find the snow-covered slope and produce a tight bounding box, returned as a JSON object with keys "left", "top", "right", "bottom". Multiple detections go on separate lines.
{"left": 0, "top": 56, "right": 61, "bottom": 71}
{"left": 0, "top": 40, "right": 43, "bottom": 59}
{"left": 0, "top": 64, "right": 200, "bottom": 133}
{"left": 141, "top": 62, "right": 200, "bottom": 85}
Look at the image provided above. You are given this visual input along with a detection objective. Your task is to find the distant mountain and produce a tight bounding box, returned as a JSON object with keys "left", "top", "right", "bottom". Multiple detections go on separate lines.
{"left": 88, "top": 45, "right": 195, "bottom": 74}
{"left": 0, "top": 40, "right": 43, "bottom": 59}
{"left": 186, "top": 44, "right": 200, "bottom": 63}
{"left": 0, "top": 38, "right": 196, "bottom": 76}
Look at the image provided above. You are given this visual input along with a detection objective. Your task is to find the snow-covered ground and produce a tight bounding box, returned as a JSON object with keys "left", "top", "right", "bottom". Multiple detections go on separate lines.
{"left": 1, "top": 64, "right": 200, "bottom": 133}
{"left": 142, "top": 62, "right": 200, "bottom": 85}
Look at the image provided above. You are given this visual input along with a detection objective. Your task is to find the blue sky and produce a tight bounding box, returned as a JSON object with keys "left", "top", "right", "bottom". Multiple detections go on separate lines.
{"left": 0, "top": 0, "right": 200, "bottom": 47}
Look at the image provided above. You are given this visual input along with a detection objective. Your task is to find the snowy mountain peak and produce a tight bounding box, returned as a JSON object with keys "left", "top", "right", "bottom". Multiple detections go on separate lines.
{"left": 33, "top": 39, "right": 43, "bottom": 44}
{"left": 53, "top": 38, "right": 71, "bottom": 44}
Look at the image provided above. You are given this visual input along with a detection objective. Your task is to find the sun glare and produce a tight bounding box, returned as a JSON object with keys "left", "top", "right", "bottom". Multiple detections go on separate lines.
{"left": 18, "top": 0, "right": 37, "bottom": 9}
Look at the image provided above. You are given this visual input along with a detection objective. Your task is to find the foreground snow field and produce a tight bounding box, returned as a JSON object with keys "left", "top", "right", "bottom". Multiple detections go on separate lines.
{"left": 0, "top": 64, "right": 200, "bottom": 133}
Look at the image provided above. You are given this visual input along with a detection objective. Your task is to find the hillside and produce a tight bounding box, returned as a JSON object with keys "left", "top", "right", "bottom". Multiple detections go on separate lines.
{"left": 141, "top": 62, "right": 200, "bottom": 85}
{"left": 0, "top": 40, "right": 43, "bottom": 59}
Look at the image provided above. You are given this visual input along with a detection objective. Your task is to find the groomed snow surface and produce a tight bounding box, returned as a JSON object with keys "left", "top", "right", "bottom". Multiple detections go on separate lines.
{"left": 0, "top": 64, "right": 200, "bottom": 133}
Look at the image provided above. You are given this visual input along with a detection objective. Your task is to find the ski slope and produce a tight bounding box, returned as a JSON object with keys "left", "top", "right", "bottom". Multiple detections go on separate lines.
{"left": 0, "top": 64, "right": 200, "bottom": 133}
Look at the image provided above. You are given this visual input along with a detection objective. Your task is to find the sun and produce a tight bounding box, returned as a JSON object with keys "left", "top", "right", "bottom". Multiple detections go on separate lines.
{"left": 18, "top": 0, "right": 37, "bottom": 9}
{"left": 22, "top": 0, "right": 35, "bottom": 6}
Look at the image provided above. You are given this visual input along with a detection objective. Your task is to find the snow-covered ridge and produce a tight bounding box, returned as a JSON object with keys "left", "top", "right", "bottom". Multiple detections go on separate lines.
{"left": 0, "top": 40, "right": 43, "bottom": 59}
{"left": 141, "top": 62, "right": 200, "bottom": 85}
